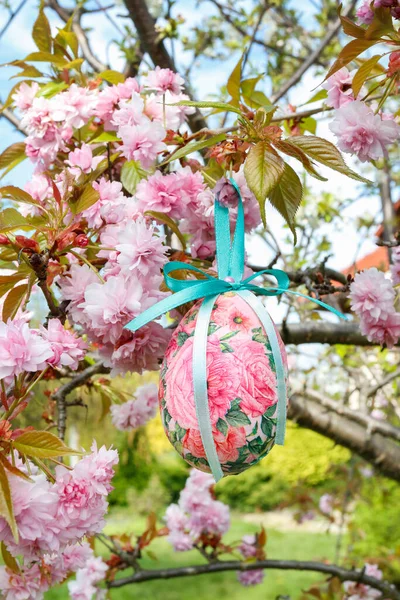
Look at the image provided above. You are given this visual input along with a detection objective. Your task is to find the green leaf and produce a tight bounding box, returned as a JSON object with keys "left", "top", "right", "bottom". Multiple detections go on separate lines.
{"left": 145, "top": 210, "right": 186, "bottom": 250}
{"left": 10, "top": 64, "right": 44, "bottom": 79}
{"left": 37, "top": 81, "right": 68, "bottom": 98}
{"left": 247, "top": 436, "right": 266, "bottom": 454}
{"left": 324, "top": 39, "right": 379, "bottom": 82}
{"left": 216, "top": 418, "right": 229, "bottom": 436}
{"left": 169, "top": 100, "right": 242, "bottom": 115}
{"left": 365, "top": 6, "right": 394, "bottom": 39}
{"left": 0, "top": 185, "right": 41, "bottom": 206}
{"left": 302, "top": 89, "right": 328, "bottom": 105}
{"left": 98, "top": 70, "right": 126, "bottom": 85}
{"left": 352, "top": 55, "right": 383, "bottom": 97}
{"left": 244, "top": 141, "right": 285, "bottom": 224}
{"left": 13, "top": 431, "right": 81, "bottom": 459}
{"left": 0, "top": 461, "right": 18, "bottom": 542}
{"left": 339, "top": 14, "right": 366, "bottom": 39}
{"left": 274, "top": 139, "right": 327, "bottom": 181}
{"left": 160, "top": 132, "right": 227, "bottom": 165}
{"left": 64, "top": 58, "right": 84, "bottom": 72}
{"left": 32, "top": 6, "right": 52, "bottom": 52}
{"left": 1, "top": 541, "right": 20, "bottom": 573}
{"left": 121, "top": 160, "right": 148, "bottom": 194}
{"left": 240, "top": 74, "right": 263, "bottom": 98}
{"left": 0, "top": 453, "right": 32, "bottom": 482}
{"left": 261, "top": 416, "right": 274, "bottom": 438}
{"left": 227, "top": 55, "right": 243, "bottom": 105}
{"left": 265, "top": 405, "right": 277, "bottom": 417}
{"left": 0, "top": 209, "right": 29, "bottom": 233}
{"left": 72, "top": 185, "right": 100, "bottom": 215}
{"left": 245, "top": 90, "right": 272, "bottom": 109}
{"left": 226, "top": 407, "right": 251, "bottom": 427}
{"left": 0, "top": 143, "right": 26, "bottom": 171}
{"left": 2, "top": 284, "right": 29, "bottom": 321}
{"left": 89, "top": 131, "right": 120, "bottom": 144}
{"left": 268, "top": 162, "right": 302, "bottom": 244}
{"left": 289, "top": 135, "right": 372, "bottom": 183}
{"left": 24, "top": 51, "right": 68, "bottom": 67}
{"left": 55, "top": 29, "right": 79, "bottom": 58}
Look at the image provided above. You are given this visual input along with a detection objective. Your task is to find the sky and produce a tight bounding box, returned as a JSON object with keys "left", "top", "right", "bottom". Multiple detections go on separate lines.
{"left": 0, "top": 0, "right": 382, "bottom": 276}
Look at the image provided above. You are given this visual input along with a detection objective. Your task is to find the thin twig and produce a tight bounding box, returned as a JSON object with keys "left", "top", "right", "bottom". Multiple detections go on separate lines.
{"left": 271, "top": 0, "right": 358, "bottom": 102}
{"left": 0, "top": 0, "right": 28, "bottom": 40}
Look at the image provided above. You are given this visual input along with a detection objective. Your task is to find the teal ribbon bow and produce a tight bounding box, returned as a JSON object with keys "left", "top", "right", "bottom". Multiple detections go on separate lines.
{"left": 125, "top": 178, "right": 347, "bottom": 482}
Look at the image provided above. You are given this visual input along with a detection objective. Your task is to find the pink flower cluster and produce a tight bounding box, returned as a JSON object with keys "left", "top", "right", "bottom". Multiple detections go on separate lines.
{"left": 0, "top": 444, "right": 117, "bottom": 599}
{"left": 343, "top": 563, "right": 384, "bottom": 599}
{"left": 110, "top": 382, "right": 158, "bottom": 430}
{"left": 0, "top": 317, "right": 86, "bottom": 380}
{"left": 58, "top": 213, "right": 170, "bottom": 375}
{"left": 237, "top": 534, "right": 265, "bottom": 586}
{"left": 350, "top": 268, "right": 400, "bottom": 348}
{"left": 329, "top": 100, "right": 399, "bottom": 162}
{"left": 165, "top": 469, "right": 230, "bottom": 551}
{"left": 356, "top": 0, "right": 400, "bottom": 24}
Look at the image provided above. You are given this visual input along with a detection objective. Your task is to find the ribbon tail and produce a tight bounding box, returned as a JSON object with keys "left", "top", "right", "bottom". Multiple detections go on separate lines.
{"left": 193, "top": 295, "right": 224, "bottom": 482}
{"left": 237, "top": 290, "right": 287, "bottom": 446}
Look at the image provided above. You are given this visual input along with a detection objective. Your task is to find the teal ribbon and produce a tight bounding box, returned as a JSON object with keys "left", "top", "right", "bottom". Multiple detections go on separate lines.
{"left": 125, "top": 178, "right": 347, "bottom": 482}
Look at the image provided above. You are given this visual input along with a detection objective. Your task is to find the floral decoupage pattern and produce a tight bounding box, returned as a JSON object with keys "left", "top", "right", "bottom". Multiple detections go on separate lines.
{"left": 159, "top": 292, "right": 289, "bottom": 476}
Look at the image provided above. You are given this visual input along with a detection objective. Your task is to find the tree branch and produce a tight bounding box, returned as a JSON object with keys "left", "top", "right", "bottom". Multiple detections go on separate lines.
{"left": 0, "top": 103, "right": 28, "bottom": 135}
{"left": 108, "top": 558, "right": 399, "bottom": 599}
{"left": 271, "top": 0, "right": 358, "bottom": 103}
{"left": 122, "top": 0, "right": 207, "bottom": 132}
{"left": 46, "top": 0, "right": 108, "bottom": 72}
{"left": 0, "top": 0, "right": 28, "bottom": 40}
{"left": 366, "top": 367, "right": 400, "bottom": 398}
{"left": 289, "top": 394, "right": 400, "bottom": 482}
{"left": 52, "top": 361, "right": 108, "bottom": 439}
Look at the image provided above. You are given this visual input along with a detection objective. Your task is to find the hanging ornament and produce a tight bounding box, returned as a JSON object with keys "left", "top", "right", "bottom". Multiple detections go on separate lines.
{"left": 125, "top": 179, "right": 346, "bottom": 481}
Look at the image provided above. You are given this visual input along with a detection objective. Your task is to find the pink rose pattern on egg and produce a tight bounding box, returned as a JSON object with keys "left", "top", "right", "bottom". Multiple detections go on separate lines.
{"left": 159, "top": 292, "right": 288, "bottom": 475}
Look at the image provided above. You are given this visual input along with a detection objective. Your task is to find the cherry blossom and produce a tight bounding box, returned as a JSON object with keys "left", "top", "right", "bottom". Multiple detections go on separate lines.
{"left": 118, "top": 119, "right": 166, "bottom": 168}
{"left": 322, "top": 67, "right": 356, "bottom": 109}
{"left": 329, "top": 101, "right": 400, "bottom": 162}
{"left": 110, "top": 382, "right": 158, "bottom": 430}
{"left": 40, "top": 318, "right": 87, "bottom": 370}
{"left": 0, "top": 319, "right": 53, "bottom": 379}
{"left": 144, "top": 66, "right": 184, "bottom": 94}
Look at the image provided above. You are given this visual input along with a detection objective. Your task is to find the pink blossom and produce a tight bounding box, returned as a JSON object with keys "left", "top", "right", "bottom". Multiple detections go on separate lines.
{"left": 165, "top": 503, "right": 189, "bottom": 532}
{"left": 188, "top": 499, "right": 230, "bottom": 537}
{"left": 51, "top": 84, "right": 97, "bottom": 129}
{"left": 144, "top": 67, "right": 184, "bottom": 94}
{"left": 119, "top": 119, "right": 166, "bottom": 168}
{"left": 135, "top": 171, "right": 191, "bottom": 218}
{"left": 167, "top": 530, "right": 194, "bottom": 551}
{"left": 214, "top": 177, "right": 240, "bottom": 207}
{"left": 59, "top": 542, "right": 94, "bottom": 573}
{"left": 115, "top": 218, "right": 166, "bottom": 278}
{"left": 66, "top": 143, "right": 102, "bottom": 176}
{"left": 343, "top": 563, "right": 383, "bottom": 599}
{"left": 350, "top": 268, "right": 395, "bottom": 322}
{"left": 237, "top": 570, "right": 264, "bottom": 586}
{"left": 0, "top": 467, "right": 60, "bottom": 558}
{"left": 24, "top": 173, "right": 52, "bottom": 203}
{"left": 110, "top": 383, "right": 158, "bottom": 430}
{"left": 79, "top": 274, "right": 144, "bottom": 344}
{"left": 239, "top": 534, "right": 257, "bottom": 558}
{"left": 67, "top": 556, "right": 108, "bottom": 599}
{"left": 82, "top": 178, "right": 128, "bottom": 229}
{"left": 40, "top": 318, "right": 87, "bottom": 370}
{"left": 144, "top": 91, "right": 195, "bottom": 129}
{"left": 370, "top": 408, "right": 385, "bottom": 420}
{"left": 0, "top": 319, "right": 53, "bottom": 379}
{"left": 356, "top": 0, "right": 375, "bottom": 24}
{"left": 12, "top": 81, "right": 39, "bottom": 111}
{"left": 322, "top": 67, "right": 356, "bottom": 108}
{"left": 101, "top": 322, "right": 171, "bottom": 375}
{"left": 111, "top": 92, "right": 145, "bottom": 128}
{"left": 191, "top": 231, "right": 216, "bottom": 258}
{"left": 319, "top": 493, "right": 333, "bottom": 515}
{"left": 360, "top": 312, "right": 400, "bottom": 348}
{"left": 0, "top": 563, "right": 47, "bottom": 600}
{"left": 329, "top": 100, "right": 400, "bottom": 162}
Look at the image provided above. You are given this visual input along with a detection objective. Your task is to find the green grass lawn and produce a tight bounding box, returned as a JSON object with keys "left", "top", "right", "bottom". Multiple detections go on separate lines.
{"left": 46, "top": 511, "right": 337, "bottom": 600}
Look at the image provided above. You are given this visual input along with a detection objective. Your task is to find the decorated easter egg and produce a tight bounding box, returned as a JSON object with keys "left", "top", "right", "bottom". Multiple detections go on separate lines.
{"left": 158, "top": 291, "right": 288, "bottom": 476}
